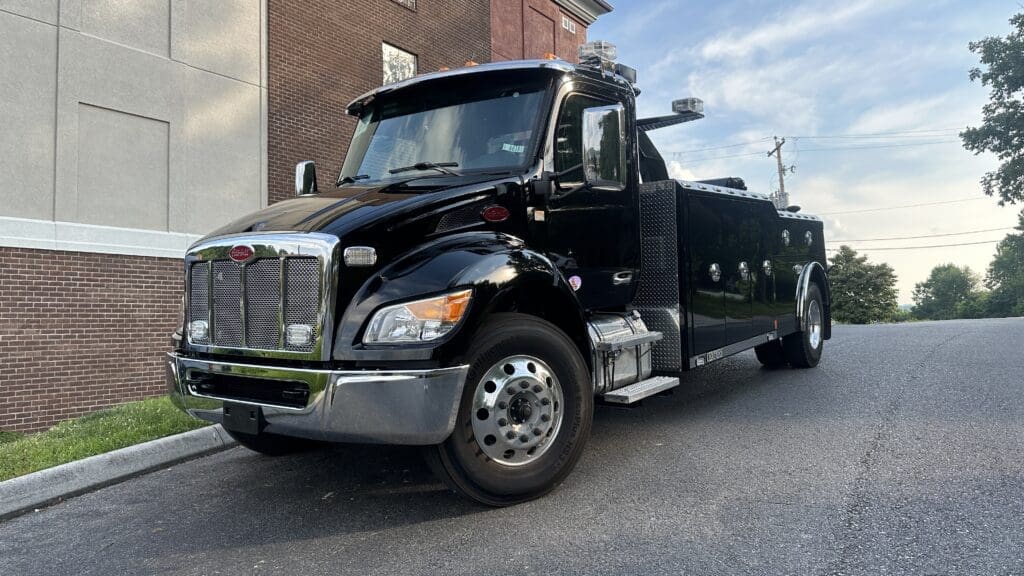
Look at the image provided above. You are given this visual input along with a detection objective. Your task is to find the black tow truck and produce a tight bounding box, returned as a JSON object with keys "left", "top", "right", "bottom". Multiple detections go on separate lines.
{"left": 167, "top": 42, "right": 831, "bottom": 505}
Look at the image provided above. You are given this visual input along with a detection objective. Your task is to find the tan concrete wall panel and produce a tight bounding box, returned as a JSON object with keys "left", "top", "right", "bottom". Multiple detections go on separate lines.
{"left": 174, "top": 0, "right": 261, "bottom": 85}
{"left": 178, "top": 68, "right": 262, "bottom": 233}
{"left": 0, "top": 0, "right": 58, "bottom": 24}
{"left": 79, "top": 0, "right": 171, "bottom": 56}
{"left": 75, "top": 104, "right": 169, "bottom": 229}
{"left": 0, "top": 11, "right": 57, "bottom": 220}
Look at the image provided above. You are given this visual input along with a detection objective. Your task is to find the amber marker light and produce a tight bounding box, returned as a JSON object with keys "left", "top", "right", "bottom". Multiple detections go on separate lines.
{"left": 363, "top": 289, "right": 473, "bottom": 344}
{"left": 406, "top": 289, "right": 473, "bottom": 322}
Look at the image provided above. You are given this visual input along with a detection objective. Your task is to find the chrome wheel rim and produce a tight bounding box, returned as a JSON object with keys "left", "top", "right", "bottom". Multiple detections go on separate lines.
{"left": 470, "top": 355, "right": 564, "bottom": 467}
{"left": 808, "top": 300, "right": 823, "bottom": 349}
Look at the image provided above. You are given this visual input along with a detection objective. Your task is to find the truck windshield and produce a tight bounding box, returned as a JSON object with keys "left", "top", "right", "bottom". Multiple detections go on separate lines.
{"left": 340, "top": 79, "right": 548, "bottom": 183}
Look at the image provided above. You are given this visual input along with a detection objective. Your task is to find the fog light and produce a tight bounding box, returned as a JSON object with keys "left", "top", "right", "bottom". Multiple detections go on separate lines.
{"left": 286, "top": 323, "right": 313, "bottom": 347}
{"left": 188, "top": 320, "right": 209, "bottom": 342}
{"left": 344, "top": 246, "right": 377, "bottom": 267}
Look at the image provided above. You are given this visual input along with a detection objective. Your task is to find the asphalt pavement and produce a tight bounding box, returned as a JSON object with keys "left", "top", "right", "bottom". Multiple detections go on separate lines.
{"left": 2, "top": 318, "right": 1023, "bottom": 576}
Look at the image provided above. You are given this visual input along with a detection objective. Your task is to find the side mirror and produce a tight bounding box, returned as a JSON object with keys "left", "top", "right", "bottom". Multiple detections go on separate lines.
{"left": 582, "top": 104, "right": 626, "bottom": 191}
{"left": 295, "top": 161, "right": 318, "bottom": 196}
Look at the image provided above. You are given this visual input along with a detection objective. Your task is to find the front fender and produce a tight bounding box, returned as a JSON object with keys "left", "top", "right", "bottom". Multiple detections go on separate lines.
{"left": 332, "top": 232, "right": 587, "bottom": 363}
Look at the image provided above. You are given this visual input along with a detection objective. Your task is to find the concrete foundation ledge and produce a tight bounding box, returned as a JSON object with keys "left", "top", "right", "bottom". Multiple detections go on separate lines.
{"left": 0, "top": 424, "right": 237, "bottom": 520}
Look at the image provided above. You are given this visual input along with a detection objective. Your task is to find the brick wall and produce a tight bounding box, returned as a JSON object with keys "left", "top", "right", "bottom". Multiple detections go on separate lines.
{"left": 267, "top": 0, "right": 492, "bottom": 204}
{"left": 490, "top": 0, "right": 588, "bottom": 63}
{"left": 0, "top": 248, "right": 181, "bottom": 433}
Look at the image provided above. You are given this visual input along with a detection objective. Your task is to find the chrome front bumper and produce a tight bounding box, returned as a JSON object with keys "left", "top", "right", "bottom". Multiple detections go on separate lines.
{"left": 166, "top": 353, "right": 469, "bottom": 445}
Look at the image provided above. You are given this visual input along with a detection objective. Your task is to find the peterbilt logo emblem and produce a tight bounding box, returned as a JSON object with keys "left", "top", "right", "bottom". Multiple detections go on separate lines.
{"left": 228, "top": 245, "right": 254, "bottom": 263}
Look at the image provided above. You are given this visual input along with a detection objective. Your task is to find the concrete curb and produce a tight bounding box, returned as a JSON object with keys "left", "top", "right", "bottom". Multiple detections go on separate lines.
{"left": 0, "top": 424, "right": 237, "bottom": 520}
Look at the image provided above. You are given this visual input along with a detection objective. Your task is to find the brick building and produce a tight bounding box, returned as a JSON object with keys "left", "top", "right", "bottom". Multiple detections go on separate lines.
{"left": 0, "top": 0, "right": 610, "bottom": 433}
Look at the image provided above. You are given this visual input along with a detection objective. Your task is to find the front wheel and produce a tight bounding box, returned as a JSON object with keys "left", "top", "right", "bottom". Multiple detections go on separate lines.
{"left": 427, "top": 314, "right": 593, "bottom": 506}
{"left": 783, "top": 283, "right": 825, "bottom": 368}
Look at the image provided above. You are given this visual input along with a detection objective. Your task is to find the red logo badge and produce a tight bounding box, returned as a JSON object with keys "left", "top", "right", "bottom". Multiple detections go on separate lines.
{"left": 228, "top": 245, "right": 254, "bottom": 263}
{"left": 481, "top": 205, "right": 511, "bottom": 223}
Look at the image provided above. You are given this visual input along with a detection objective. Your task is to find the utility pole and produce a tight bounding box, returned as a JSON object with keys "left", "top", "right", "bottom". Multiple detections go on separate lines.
{"left": 768, "top": 136, "right": 792, "bottom": 209}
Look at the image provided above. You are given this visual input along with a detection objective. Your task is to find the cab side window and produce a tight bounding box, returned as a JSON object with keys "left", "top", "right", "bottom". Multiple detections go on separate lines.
{"left": 554, "top": 94, "right": 607, "bottom": 186}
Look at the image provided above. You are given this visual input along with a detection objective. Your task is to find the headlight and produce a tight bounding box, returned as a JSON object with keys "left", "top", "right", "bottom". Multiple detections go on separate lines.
{"left": 363, "top": 289, "right": 472, "bottom": 344}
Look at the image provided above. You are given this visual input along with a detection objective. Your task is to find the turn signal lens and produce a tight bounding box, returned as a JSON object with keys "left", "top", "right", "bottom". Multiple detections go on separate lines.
{"left": 363, "top": 289, "right": 473, "bottom": 344}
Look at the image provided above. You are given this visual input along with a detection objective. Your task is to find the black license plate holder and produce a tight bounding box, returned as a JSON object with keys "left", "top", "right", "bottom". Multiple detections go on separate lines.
{"left": 222, "top": 402, "right": 261, "bottom": 435}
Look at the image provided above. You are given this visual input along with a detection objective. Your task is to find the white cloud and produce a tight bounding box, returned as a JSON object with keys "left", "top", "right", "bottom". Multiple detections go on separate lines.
{"left": 697, "top": 0, "right": 891, "bottom": 61}
{"left": 666, "top": 161, "right": 697, "bottom": 181}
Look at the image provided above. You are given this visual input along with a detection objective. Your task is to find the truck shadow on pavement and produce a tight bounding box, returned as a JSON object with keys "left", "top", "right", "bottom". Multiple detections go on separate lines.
{"left": 140, "top": 351, "right": 810, "bottom": 555}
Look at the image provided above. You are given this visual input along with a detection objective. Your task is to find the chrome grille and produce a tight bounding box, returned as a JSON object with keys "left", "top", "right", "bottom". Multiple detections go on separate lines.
{"left": 188, "top": 262, "right": 210, "bottom": 344}
{"left": 187, "top": 255, "right": 324, "bottom": 356}
{"left": 245, "top": 259, "right": 282, "bottom": 349}
{"left": 212, "top": 261, "right": 243, "bottom": 347}
{"left": 284, "top": 259, "right": 320, "bottom": 352}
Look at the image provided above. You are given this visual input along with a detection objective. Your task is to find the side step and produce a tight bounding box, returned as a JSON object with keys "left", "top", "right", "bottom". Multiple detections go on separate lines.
{"left": 600, "top": 376, "right": 680, "bottom": 405}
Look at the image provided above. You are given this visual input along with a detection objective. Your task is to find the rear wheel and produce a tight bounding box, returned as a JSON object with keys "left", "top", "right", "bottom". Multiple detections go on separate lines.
{"left": 225, "top": 430, "right": 314, "bottom": 456}
{"left": 427, "top": 314, "right": 593, "bottom": 506}
{"left": 783, "top": 283, "right": 825, "bottom": 368}
{"left": 754, "top": 340, "right": 787, "bottom": 369}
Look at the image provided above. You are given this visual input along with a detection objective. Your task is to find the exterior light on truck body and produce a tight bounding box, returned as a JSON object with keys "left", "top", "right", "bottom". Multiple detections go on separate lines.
{"left": 673, "top": 98, "right": 704, "bottom": 115}
{"left": 188, "top": 320, "right": 208, "bottom": 343}
{"left": 579, "top": 40, "right": 617, "bottom": 65}
{"left": 363, "top": 289, "right": 472, "bottom": 344}
{"left": 344, "top": 246, "right": 377, "bottom": 267}
{"left": 285, "top": 323, "right": 314, "bottom": 347}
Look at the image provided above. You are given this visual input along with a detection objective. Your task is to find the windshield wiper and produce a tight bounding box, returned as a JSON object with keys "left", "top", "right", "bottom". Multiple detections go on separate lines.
{"left": 336, "top": 174, "right": 370, "bottom": 186}
{"left": 389, "top": 161, "right": 461, "bottom": 177}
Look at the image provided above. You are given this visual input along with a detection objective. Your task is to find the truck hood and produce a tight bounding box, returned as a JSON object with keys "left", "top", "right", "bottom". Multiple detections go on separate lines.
{"left": 199, "top": 174, "right": 512, "bottom": 243}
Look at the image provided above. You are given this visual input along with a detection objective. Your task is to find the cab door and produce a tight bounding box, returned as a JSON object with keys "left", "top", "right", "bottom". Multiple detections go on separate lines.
{"left": 544, "top": 92, "right": 639, "bottom": 310}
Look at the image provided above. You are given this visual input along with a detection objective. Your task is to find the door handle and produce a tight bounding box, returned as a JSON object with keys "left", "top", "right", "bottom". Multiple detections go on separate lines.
{"left": 738, "top": 261, "right": 750, "bottom": 281}
{"left": 708, "top": 263, "right": 721, "bottom": 282}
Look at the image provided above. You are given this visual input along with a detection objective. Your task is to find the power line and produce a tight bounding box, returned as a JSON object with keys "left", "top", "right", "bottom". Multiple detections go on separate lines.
{"left": 819, "top": 197, "right": 989, "bottom": 216}
{"left": 667, "top": 138, "right": 961, "bottom": 161}
{"left": 666, "top": 137, "right": 771, "bottom": 155}
{"left": 667, "top": 128, "right": 965, "bottom": 156}
{"left": 787, "top": 127, "right": 964, "bottom": 139}
{"left": 825, "top": 239, "right": 1000, "bottom": 251}
{"left": 827, "top": 227, "right": 1014, "bottom": 243}
{"left": 795, "top": 139, "right": 960, "bottom": 152}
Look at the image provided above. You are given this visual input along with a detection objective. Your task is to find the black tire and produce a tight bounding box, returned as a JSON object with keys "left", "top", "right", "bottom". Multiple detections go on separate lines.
{"left": 754, "top": 340, "right": 787, "bottom": 369}
{"left": 225, "top": 429, "right": 314, "bottom": 456}
{"left": 783, "top": 283, "right": 825, "bottom": 368}
{"left": 427, "top": 313, "right": 593, "bottom": 506}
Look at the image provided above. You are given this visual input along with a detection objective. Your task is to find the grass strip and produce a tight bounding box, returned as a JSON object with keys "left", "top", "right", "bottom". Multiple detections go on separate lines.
{"left": 0, "top": 396, "right": 208, "bottom": 482}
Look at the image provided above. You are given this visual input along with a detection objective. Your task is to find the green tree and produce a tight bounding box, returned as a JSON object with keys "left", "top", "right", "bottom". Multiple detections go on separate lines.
{"left": 984, "top": 209, "right": 1024, "bottom": 317}
{"left": 828, "top": 246, "right": 899, "bottom": 324}
{"left": 961, "top": 12, "right": 1024, "bottom": 205}
{"left": 912, "top": 264, "right": 979, "bottom": 320}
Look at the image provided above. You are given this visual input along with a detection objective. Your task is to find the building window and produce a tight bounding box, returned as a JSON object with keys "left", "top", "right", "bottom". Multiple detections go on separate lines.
{"left": 382, "top": 43, "right": 417, "bottom": 84}
{"left": 561, "top": 15, "right": 577, "bottom": 34}
{"left": 391, "top": 0, "right": 416, "bottom": 10}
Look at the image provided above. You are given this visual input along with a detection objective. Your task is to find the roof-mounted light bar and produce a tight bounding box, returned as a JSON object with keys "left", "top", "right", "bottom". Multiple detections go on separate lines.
{"left": 638, "top": 98, "right": 705, "bottom": 132}
{"left": 579, "top": 40, "right": 638, "bottom": 84}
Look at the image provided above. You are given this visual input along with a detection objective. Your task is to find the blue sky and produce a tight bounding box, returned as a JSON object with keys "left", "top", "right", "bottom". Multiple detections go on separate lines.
{"left": 591, "top": 0, "right": 1020, "bottom": 303}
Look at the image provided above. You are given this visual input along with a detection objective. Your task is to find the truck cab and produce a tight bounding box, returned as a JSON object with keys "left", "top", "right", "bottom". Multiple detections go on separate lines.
{"left": 167, "top": 43, "right": 831, "bottom": 505}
